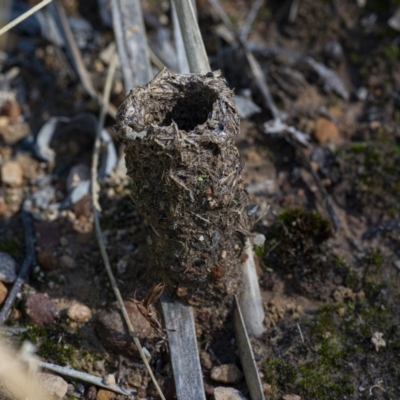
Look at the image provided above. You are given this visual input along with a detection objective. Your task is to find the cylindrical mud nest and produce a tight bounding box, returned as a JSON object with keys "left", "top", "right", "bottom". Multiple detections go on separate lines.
{"left": 115, "top": 69, "right": 249, "bottom": 305}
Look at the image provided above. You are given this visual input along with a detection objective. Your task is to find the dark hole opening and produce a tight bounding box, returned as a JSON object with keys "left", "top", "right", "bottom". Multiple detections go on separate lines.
{"left": 159, "top": 83, "right": 218, "bottom": 131}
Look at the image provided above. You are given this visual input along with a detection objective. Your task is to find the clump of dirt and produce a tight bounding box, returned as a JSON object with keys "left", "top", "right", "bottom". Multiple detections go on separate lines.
{"left": 263, "top": 208, "right": 354, "bottom": 299}
{"left": 114, "top": 69, "right": 249, "bottom": 305}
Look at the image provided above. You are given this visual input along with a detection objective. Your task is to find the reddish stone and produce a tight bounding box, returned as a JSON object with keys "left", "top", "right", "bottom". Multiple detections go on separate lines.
{"left": 24, "top": 293, "right": 59, "bottom": 325}
{"left": 95, "top": 300, "right": 155, "bottom": 356}
{"left": 0, "top": 281, "right": 8, "bottom": 305}
{"left": 73, "top": 194, "right": 92, "bottom": 220}
{"left": 314, "top": 117, "right": 340, "bottom": 144}
{"left": 211, "top": 264, "right": 226, "bottom": 280}
{"left": 37, "top": 250, "right": 57, "bottom": 270}
{"left": 0, "top": 101, "right": 21, "bottom": 122}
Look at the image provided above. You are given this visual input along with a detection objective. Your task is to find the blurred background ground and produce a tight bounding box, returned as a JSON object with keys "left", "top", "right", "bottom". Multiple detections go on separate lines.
{"left": 0, "top": 0, "right": 400, "bottom": 399}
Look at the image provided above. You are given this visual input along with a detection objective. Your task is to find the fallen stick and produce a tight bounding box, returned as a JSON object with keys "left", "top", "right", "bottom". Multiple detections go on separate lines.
{"left": 38, "top": 361, "right": 136, "bottom": 396}
{"left": 48, "top": 0, "right": 117, "bottom": 117}
{"left": 240, "top": 0, "right": 264, "bottom": 42}
{"left": 234, "top": 296, "right": 265, "bottom": 400}
{"left": 0, "top": 0, "right": 53, "bottom": 37}
{"left": 171, "top": 0, "right": 190, "bottom": 73}
{"left": 208, "top": 0, "right": 279, "bottom": 119}
{"left": 111, "top": 0, "right": 152, "bottom": 90}
{"left": 161, "top": 294, "right": 206, "bottom": 400}
{"left": 172, "top": 0, "right": 210, "bottom": 74}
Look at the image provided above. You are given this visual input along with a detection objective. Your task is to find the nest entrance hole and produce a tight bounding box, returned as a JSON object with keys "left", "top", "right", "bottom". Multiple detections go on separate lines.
{"left": 151, "top": 82, "right": 218, "bottom": 131}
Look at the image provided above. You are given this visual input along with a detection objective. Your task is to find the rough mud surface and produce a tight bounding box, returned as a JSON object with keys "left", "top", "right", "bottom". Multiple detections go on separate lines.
{"left": 115, "top": 69, "right": 249, "bottom": 305}
{"left": 0, "top": 0, "right": 400, "bottom": 399}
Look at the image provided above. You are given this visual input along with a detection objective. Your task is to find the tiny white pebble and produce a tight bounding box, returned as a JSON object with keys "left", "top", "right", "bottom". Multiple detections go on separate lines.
{"left": 199, "top": 235, "right": 204, "bottom": 241}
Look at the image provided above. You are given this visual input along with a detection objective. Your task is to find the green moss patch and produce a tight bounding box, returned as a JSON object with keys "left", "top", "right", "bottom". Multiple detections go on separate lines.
{"left": 262, "top": 208, "right": 355, "bottom": 298}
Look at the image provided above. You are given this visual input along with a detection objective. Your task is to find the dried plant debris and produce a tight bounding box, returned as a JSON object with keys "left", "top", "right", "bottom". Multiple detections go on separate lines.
{"left": 115, "top": 69, "right": 250, "bottom": 305}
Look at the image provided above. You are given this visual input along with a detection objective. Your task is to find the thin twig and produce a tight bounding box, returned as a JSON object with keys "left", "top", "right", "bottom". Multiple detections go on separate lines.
{"left": 234, "top": 296, "right": 266, "bottom": 400}
{"left": 0, "top": 210, "right": 35, "bottom": 325}
{"left": 296, "top": 322, "right": 305, "bottom": 344}
{"left": 0, "top": 0, "right": 53, "bottom": 37}
{"left": 39, "top": 361, "right": 135, "bottom": 396}
{"left": 240, "top": 0, "right": 264, "bottom": 42}
{"left": 148, "top": 46, "right": 165, "bottom": 70}
{"left": 208, "top": 0, "right": 279, "bottom": 118}
{"left": 288, "top": 0, "right": 301, "bottom": 23}
{"left": 49, "top": 0, "right": 116, "bottom": 117}
{"left": 90, "top": 49, "right": 166, "bottom": 400}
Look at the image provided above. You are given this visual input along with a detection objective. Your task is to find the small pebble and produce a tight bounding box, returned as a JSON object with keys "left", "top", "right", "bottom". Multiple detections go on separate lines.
{"left": 0, "top": 196, "right": 8, "bottom": 216}
{"left": 67, "top": 302, "right": 92, "bottom": 323}
{"left": 253, "top": 233, "right": 266, "bottom": 247}
{"left": 60, "top": 236, "right": 68, "bottom": 246}
{"left": 96, "top": 300, "right": 155, "bottom": 356}
{"left": 283, "top": 395, "right": 301, "bottom": 400}
{"left": 176, "top": 287, "right": 188, "bottom": 297}
{"left": 37, "top": 250, "right": 57, "bottom": 270}
{"left": 24, "top": 293, "right": 59, "bottom": 325}
{"left": 66, "top": 164, "right": 90, "bottom": 191}
{"left": 59, "top": 254, "right": 76, "bottom": 269}
{"left": 0, "top": 281, "right": 8, "bottom": 305}
{"left": 323, "top": 41, "right": 343, "bottom": 63}
{"left": 1, "top": 160, "right": 24, "bottom": 187}
{"left": 32, "top": 186, "right": 55, "bottom": 209}
{"left": 356, "top": 86, "right": 368, "bottom": 101}
{"left": 37, "top": 373, "right": 68, "bottom": 399}
{"left": 137, "top": 386, "right": 147, "bottom": 399}
{"left": 246, "top": 204, "right": 258, "bottom": 216}
{"left": 314, "top": 117, "right": 339, "bottom": 144}
{"left": 96, "top": 389, "right": 114, "bottom": 400}
{"left": 262, "top": 383, "right": 272, "bottom": 394}
{"left": 0, "top": 252, "right": 17, "bottom": 283}
{"left": 93, "top": 360, "right": 105, "bottom": 373}
{"left": 73, "top": 194, "right": 92, "bottom": 220}
{"left": 371, "top": 331, "right": 386, "bottom": 352}
{"left": 103, "top": 373, "right": 116, "bottom": 386}
{"left": 214, "top": 386, "right": 247, "bottom": 400}
{"left": 86, "top": 386, "right": 97, "bottom": 400}
{"left": 1, "top": 100, "right": 21, "bottom": 121}
{"left": 337, "top": 307, "right": 345, "bottom": 317}
{"left": 211, "top": 364, "right": 243, "bottom": 384}
{"left": 200, "top": 350, "right": 213, "bottom": 369}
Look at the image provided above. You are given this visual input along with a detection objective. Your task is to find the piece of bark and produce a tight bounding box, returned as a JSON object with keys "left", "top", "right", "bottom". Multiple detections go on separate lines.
{"left": 234, "top": 296, "right": 265, "bottom": 400}
{"left": 161, "top": 294, "right": 206, "bottom": 400}
{"left": 111, "top": 0, "right": 152, "bottom": 90}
